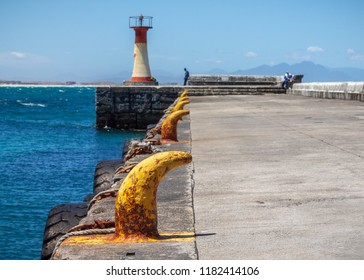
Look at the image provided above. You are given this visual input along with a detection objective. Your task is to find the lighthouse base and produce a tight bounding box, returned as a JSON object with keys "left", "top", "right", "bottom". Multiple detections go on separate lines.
{"left": 123, "top": 80, "right": 159, "bottom": 86}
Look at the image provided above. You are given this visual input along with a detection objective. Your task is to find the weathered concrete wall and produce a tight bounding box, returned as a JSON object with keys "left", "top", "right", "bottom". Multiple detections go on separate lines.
{"left": 288, "top": 82, "right": 364, "bottom": 101}
{"left": 186, "top": 74, "right": 303, "bottom": 93}
{"left": 187, "top": 74, "right": 283, "bottom": 86}
{"left": 96, "top": 86, "right": 182, "bottom": 129}
{"left": 186, "top": 85, "right": 286, "bottom": 95}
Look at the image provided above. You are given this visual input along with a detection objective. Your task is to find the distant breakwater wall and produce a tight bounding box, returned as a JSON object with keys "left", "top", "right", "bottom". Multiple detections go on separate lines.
{"left": 288, "top": 82, "right": 364, "bottom": 101}
{"left": 96, "top": 86, "right": 183, "bottom": 129}
{"left": 95, "top": 75, "right": 299, "bottom": 130}
{"left": 187, "top": 74, "right": 283, "bottom": 86}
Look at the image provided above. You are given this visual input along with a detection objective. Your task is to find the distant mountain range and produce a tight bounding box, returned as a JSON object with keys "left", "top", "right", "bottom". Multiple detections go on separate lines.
{"left": 230, "top": 61, "right": 364, "bottom": 83}
{"left": 2, "top": 61, "right": 362, "bottom": 85}
{"left": 95, "top": 61, "right": 364, "bottom": 84}
{"left": 154, "top": 61, "right": 364, "bottom": 83}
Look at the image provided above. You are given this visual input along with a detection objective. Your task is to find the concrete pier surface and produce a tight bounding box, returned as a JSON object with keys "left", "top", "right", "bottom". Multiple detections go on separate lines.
{"left": 190, "top": 94, "right": 364, "bottom": 259}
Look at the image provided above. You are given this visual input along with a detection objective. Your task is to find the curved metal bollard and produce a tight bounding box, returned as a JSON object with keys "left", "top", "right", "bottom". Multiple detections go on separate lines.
{"left": 161, "top": 109, "right": 189, "bottom": 142}
{"left": 164, "top": 97, "right": 189, "bottom": 114}
{"left": 144, "top": 96, "right": 189, "bottom": 140}
{"left": 177, "top": 96, "right": 189, "bottom": 103}
{"left": 115, "top": 151, "right": 192, "bottom": 241}
{"left": 172, "top": 99, "right": 189, "bottom": 112}
{"left": 180, "top": 90, "right": 189, "bottom": 98}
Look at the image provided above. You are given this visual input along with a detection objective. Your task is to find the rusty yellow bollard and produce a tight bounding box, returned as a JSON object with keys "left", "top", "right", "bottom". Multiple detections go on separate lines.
{"left": 115, "top": 151, "right": 192, "bottom": 241}
{"left": 180, "top": 90, "right": 189, "bottom": 98}
{"left": 161, "top": 109, "right": 189, "bottom": 142}
{"left": 163, "top": 96, "right": 189, "bottom": 114}
{"left": 178, "top": 95, "right": 189, "bottom": 101}
{"left": 176, "top": 96, "right": 189, "bottom": 104}
{"left": 172, "top": 99, "right": 190, "bottom": 112}
{"left": 50, "top": 151, "right": 193, "bottom": 253}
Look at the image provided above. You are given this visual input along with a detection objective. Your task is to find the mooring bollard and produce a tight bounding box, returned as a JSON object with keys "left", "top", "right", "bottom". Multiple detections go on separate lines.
{"left": 164, "top": 97, "right": 189, "bottom": 114}
{"left": 172, "top": 98, "right": 190, "bottom": 112}
{"left": 144, "top": 93, "right": 190, "bottom": 140}
{"left": 180, "top": 90, "right": 189, "bottom": 98}
{"left": 177, "top": 96, "right": 189, "bottom": 103}
{"left": 161, "top": 110, "right": 189, "bottom": 142}
{"left": 176, "top": 96, "right": 189, "bottom": 104}
{"left": 114, "top": 151, "right": 192, "bottom": 241}
{"left": 49, "top": 151, "right": 193, "bottom": 259}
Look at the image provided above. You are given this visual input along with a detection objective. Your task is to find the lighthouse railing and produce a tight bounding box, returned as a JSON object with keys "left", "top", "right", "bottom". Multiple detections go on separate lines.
{"left": 129, "top": 16, "right": 153, "bottom": 28}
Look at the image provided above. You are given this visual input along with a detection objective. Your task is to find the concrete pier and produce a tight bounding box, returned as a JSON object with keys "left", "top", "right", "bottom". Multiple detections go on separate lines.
{"left": 190, "top": 94, "right": 364, "bottom": 259}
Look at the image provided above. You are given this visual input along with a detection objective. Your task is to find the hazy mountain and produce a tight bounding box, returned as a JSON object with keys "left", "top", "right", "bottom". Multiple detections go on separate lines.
{"left": 88, "top": 61, "right": 364, "bottom": 84}
{"left": 157, "top": 62, "right": 364, "bottom": 83}
{"left": 152, "top": 69, "right": 181, "bottom": 84}
{"left": 233, "top": 61, "right": 364, "bottom": 82}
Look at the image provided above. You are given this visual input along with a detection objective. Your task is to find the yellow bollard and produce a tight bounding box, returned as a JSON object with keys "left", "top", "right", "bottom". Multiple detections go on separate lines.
{"left": 162, "top": 96, "right": 189, "bottom": 115}
{"left": 177, "top": 96, "right": 189, "bottom": 104}
{"left": 161, "top": 110, "right": 189, "bottom": 142}
{"left": 180, "top": 90, "right": 189, "bottom": 98}
{"left": 114, "top": 151, "right": 192, "bottom": 241}
{"left": 172, "top": 100, "right": 189, "bottom": 113}
{"left": 50, "top": 151, "right": 194, "bottom": 254}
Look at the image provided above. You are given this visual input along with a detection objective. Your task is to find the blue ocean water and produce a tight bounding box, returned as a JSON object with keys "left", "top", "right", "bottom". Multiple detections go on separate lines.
{"left": 0, "top": 86, "right": 144, "bottom": 260}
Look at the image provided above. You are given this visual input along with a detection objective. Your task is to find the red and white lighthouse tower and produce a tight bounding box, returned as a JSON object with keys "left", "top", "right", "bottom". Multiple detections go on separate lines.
{"left": 125, "top": 15, "right": 158, "bottom": 85}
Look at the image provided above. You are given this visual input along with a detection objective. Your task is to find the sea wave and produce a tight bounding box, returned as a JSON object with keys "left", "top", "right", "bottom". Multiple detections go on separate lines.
{"left": 17, "top": 100, "right": 47, "bottom": 107}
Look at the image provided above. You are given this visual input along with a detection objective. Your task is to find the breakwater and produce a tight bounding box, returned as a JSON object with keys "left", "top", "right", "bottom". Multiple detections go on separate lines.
{"left": 96, "top": 75, "right": 299, "bottom": 130}
{"left": 43, "top": 77, "right": 364, "bottom": 260}
{"left": 187, "top": 74, "right": 284, "bottom": 86}
{"left": 288, "top": 82, "right": 364, "bottom": 101}
{"left": 96, "top": 79, "right": 364, "bottom": 132}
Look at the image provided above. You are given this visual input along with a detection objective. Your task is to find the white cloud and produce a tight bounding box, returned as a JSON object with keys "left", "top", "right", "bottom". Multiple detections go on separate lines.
{"left": 0, "top": 52, "right": 51, "bottom": 78}
{"left": 347, "top": 48, "right": 355, "bottom": 55}
{"left": 10, "top": 51, "right": 27, "bottom": 59}
{"left": 245, "top": 51, "right": 258, "bottom": 57}
{"left": 307, "top": 46, "right": 324, "bottom": 53}
{"left": 0, "top": 51, "right": 48, "bottom": 65}
{"left": 347, "top": 48, "right": 364, "bottom": 62}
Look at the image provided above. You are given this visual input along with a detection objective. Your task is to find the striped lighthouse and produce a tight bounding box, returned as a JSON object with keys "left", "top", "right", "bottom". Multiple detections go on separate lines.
{"left": 126, "top": 15, "right": 158, "bottom": 85}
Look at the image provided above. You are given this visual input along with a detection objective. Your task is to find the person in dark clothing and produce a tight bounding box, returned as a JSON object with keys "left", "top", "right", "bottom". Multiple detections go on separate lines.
{"left": 184, "top": 68, "right": 190, "bottom": 86}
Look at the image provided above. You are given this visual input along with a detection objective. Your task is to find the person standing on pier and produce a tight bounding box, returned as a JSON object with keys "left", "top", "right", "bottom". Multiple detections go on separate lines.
{"left": 184, "top": 68, "right": 190, "bottom": 86}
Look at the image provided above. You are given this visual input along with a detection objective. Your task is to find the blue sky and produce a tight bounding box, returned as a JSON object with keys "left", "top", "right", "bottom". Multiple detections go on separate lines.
{"left": 1, "top": 0, "right": 364, "bottom": 82}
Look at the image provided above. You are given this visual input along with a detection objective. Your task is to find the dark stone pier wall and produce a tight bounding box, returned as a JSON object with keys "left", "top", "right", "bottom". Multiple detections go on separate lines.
{"left": 96, "top": 86, "right": 183, "bottom": 129}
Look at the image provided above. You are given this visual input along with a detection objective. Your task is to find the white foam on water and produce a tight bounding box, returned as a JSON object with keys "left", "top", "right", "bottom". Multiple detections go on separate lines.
{"left": 19, "top": 102, "right": 47, "bottom": 107}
